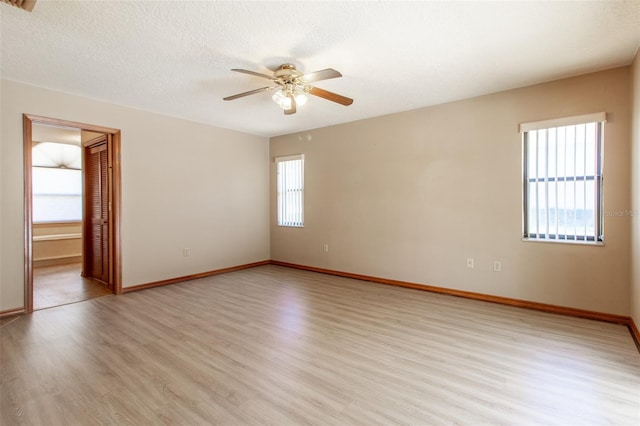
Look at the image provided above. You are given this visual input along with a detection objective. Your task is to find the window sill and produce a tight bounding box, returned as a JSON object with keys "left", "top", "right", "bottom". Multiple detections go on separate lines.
{"left": 522, "top": 237, "right": 604, "bottom": 247}
{"left": 33, "top": 220, "right": 82, "bottom": 226}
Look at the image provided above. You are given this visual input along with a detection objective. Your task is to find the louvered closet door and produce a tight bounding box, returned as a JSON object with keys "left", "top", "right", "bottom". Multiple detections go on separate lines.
{"left": 86, "top": 142, "right": 109, "bottom": 284}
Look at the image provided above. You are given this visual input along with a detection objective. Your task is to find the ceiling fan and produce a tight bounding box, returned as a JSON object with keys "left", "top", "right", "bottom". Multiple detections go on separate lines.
{"left": 223, "top": 64, "right": 353, "bottom": 115}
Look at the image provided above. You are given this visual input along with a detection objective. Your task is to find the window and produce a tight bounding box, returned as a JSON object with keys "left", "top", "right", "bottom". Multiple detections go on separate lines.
{"left": 276, "top": 154, "right": 304, "bottom": 227}
{"left": 32, "top": 142, "right": 82, "bottom": 223}
{"left": 520, "top": 113, "right": 605, "bottom": 243}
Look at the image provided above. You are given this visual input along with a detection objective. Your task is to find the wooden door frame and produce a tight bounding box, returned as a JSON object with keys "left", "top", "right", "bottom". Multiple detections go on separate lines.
{"left": 23, "top": 114, "right": 122, "bottom": 313}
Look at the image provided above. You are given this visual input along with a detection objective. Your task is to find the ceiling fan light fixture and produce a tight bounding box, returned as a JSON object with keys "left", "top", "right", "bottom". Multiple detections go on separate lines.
{"left": 272, "top": 89, "right": 293, "bottom": 110}
{"left": 271, "top": 89, "right": 287, "bottom": 108}
{"left": 280, "top": 96, "right": 292, "bottom": 110}
{"left": 294, "top": 89, "right": 308, "bottom": 106}
{"left": 272, "top": 89, "right": 301, "bottom": 110}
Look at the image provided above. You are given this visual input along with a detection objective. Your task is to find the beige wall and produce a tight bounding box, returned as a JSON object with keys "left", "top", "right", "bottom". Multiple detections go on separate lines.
{"left": 1, "top": 79, "right": 270, "bottom": 312}
{"left": 271, "top": 67, "right": 632, "bottom": 316}
{"left": 631, "top": 51, "right": 640, "bottom": 325}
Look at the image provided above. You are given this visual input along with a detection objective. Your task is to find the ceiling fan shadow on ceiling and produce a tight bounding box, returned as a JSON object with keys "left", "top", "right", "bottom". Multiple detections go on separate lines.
{"left": 223, "top": 64, "right": 353, "bottom": 115}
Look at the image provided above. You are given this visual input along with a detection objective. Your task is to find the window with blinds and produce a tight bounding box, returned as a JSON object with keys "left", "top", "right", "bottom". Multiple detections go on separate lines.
{"left": 32, "top": 142, "right": 82, "bottom": 223}
{"left": 520, "top": 113, "right": 605, "bottom": 243}
{"left": 276, "top": 154, "right": 304, "bottom": 227}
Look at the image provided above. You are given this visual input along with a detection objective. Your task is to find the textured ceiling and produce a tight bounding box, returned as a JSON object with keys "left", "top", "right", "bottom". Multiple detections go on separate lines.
{"left": 2, "top": 1, "right": 639, "bottom": 137}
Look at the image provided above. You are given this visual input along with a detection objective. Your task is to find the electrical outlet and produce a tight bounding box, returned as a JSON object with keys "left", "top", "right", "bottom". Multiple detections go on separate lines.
{"left": 323, "top": 243, "right": 329, "bottom": 253}
{"left": 183, "top": 248, "right": 191, "bottom": 257}
{"left": 466, "top": 258, "right": 474, "bottom": 269}
{"left": 493, "top": 261, "right": 502, "bottom": 272}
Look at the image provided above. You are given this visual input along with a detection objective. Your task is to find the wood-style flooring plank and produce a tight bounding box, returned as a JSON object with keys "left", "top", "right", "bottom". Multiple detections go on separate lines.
{"left": 1, "top": 265, "right": 639, "bottom": 425}
{"left": 33, "top": 263, "right": 112, "bottom": 310}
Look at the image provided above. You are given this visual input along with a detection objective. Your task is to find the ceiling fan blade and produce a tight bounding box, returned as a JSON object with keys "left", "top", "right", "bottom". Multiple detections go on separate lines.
{"left": 231, "top": 69, "right": 276, "bottom": 80}
{"left": 284, "top": 94, "right": 297, "bottom": 115}
{"left": 223, "top": 86, "right": 276, "bottom": 101}
{"left": 309, "top": 87, "right": 353, "bottom": 106}
{"left": 301, "top": 68, "right": 342, "bottom": 84}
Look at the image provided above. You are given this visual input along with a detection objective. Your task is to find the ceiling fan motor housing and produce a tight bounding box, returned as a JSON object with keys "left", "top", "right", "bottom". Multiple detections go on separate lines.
{"left": 274, "top": 64, "right": 303, "bottom": 83}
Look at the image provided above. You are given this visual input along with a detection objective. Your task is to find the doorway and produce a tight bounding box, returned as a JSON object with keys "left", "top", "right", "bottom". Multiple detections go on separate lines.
{"left": 24, "top": 115, "right": 122, "bottom": 313}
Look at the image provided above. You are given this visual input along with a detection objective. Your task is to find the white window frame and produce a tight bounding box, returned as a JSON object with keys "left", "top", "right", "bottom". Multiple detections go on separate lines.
{"left": 276, "top": 154, "right": 304, "bottom": 227}
{"left": 520, "top": 112, "right": 606, "bottom": 245}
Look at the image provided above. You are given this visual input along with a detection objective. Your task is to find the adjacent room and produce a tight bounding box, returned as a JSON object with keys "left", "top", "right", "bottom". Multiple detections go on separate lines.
{"left": 1, "top": 1, "right": 639, "bottom": 424}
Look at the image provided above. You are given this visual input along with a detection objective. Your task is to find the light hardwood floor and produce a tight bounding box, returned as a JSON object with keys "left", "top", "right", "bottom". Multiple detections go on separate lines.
{"left": 1, "top": 265, "right": 638, "bottom": 425}
{"left": 33, "top": 263, "right": 112, "bottom": 310}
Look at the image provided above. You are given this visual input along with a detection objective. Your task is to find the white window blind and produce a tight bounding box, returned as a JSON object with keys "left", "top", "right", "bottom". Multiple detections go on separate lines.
{"left": 276, "top": 154, "right": 304, "bottom": 227}
{"left": 32, "top": 142, "right": 82, "bottom": 223}
{"left": 520, "top": 113, "right": 605, "bottom": 243}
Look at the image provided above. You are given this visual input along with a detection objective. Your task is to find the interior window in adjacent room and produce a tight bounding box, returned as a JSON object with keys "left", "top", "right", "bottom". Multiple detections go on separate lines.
{"left": 32, "top": 142, "right": 82, "bottom": 223}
